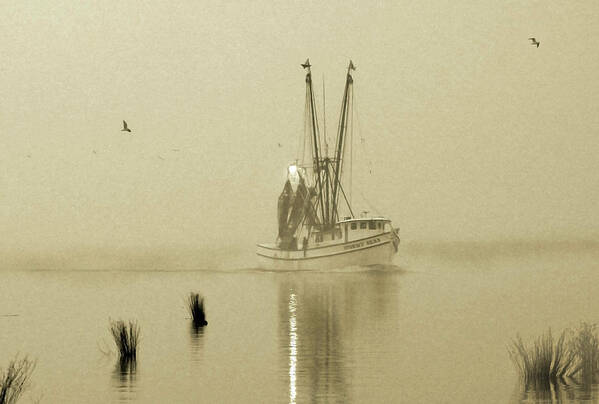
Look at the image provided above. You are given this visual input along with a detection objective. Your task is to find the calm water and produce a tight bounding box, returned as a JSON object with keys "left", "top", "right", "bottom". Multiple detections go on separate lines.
{"left": 1, "top": 242, "right": 598, "bottom": 403}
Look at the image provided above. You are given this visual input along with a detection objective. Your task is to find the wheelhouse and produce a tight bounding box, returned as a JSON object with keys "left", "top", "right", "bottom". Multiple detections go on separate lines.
{"left": 305, "top": 217, "right": 393, "bottom": 247}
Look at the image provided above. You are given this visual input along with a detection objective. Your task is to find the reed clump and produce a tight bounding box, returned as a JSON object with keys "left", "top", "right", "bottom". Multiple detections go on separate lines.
{"left": 508, "top": 328, "right": 576, "bottom": 386}
{"left": 109, "top": 320, "right": 140, "bottom": 361}
{"left": 569, "top": 322, "right": 599, "bottom": 380}
{"left": 509, "top": 323, "right": 599, "bottom": 387}
{"left": 0, "top": 356, "right": 35, "bottom": 404}
{"left": 188, "top": 292, "right": 208, "bottom": 327}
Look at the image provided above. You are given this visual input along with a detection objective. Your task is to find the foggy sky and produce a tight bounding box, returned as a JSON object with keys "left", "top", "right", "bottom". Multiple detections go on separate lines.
{"left": 1, "top": 1, "right": 598, "bottom": 265}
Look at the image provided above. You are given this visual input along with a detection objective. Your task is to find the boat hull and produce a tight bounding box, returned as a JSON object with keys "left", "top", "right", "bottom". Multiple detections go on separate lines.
{"left": 256, "top": 232, "right": 398, "bottom": 270}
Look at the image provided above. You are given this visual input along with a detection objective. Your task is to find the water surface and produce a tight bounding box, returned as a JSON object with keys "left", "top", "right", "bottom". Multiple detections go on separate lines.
{"left": 1, "top": 242, "right": 598, "bottom": 403}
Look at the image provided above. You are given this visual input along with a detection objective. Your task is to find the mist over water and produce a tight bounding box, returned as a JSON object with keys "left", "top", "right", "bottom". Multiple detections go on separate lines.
{"left": 0, "top": 244, "right": 252, "bottom": 271}
{"left": 2, "top": 238, "right": 597, "bottom": 272}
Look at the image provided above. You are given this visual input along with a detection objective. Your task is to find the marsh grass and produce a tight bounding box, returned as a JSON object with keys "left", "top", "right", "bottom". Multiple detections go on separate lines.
{"left": 508, "top": 328, "right": 576, "bottom": 387}
{"left": 0, "top": 357, "right": 35, "bottom": 404}
{"left": 569, "top": 322, "right": 599, "bottom": 381}
{"left": 188, "top": 292, "right": 207, "bottom": 327}
{"left": 109, "top": 320, "right": 140, "bottom": 361}
{"left": 510, "top": 323, "right": 599, "bottom": 388}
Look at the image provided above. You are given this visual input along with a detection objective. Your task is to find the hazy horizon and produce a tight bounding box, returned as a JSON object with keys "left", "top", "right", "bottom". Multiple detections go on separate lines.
{"left": 2, "top": 1, "right": 598, "bottom": 266}
{"left": 2, "top": 238, "right": 598, "bottom": 271}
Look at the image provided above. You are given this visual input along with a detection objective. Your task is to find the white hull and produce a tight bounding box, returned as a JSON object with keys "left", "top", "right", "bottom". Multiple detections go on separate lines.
{"left": 256, "top": 231, "right": 398, "bottom": 270}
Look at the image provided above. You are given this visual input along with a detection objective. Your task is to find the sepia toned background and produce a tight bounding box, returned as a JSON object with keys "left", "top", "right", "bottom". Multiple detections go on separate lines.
{"left": 1, "top": 1, "right": 597, "bottom": 269}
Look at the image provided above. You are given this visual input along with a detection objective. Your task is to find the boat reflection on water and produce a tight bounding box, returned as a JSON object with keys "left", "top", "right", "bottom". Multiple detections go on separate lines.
{"left": 112, "top": 358, "right": 137, "bottom": 402}
{"left": 288, "top": 293, "right": 298, "bottom": 403}
{"left": 281, "top": 283, "right": 348, "bottom": 404}
{"left": 279, "top": 269, "right": 400, "bottom": 403}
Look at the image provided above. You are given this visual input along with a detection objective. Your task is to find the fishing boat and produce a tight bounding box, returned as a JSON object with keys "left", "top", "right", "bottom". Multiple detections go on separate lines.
{"left": 256, "top": 59, "right": 400, "bottom": 270}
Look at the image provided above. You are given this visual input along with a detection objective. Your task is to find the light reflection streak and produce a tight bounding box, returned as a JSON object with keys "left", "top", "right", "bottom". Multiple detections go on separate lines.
{"left": 289, "top": 292, "right": 297, "bottom": 404}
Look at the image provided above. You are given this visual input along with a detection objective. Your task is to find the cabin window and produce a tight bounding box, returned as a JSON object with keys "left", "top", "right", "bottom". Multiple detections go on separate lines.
{"left": 360, "top": 222, "right": 367, "bottom": 229}
{"left": 378, "top": 222, "right": 382, "bottom": 229}
{"left": 369, "top": 221, "right": 376, "bottom": 230}
{"left": 315, "top": 234, "right": 323, "bottom": 242}
{"left": 351, "top": 223, "right": 357, "bottom": 230}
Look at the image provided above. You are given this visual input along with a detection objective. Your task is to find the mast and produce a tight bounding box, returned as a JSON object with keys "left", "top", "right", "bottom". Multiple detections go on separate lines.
{"left": 302, "top": 59, "right": 327, "bottom": 226}
{"left": 322, "top": 77, "right": 331, "bottom": 228}
{"left": 330, "top": 60, "right": 355, "bottom": 224}
{"left": 300, "top": 59, "right": 355, "bottom": 229}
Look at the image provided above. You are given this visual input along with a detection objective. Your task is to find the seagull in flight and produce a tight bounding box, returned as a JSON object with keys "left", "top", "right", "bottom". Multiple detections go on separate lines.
{"left": 528, "top": 38, "right": 540, "bottom": 48}
{"left": 121, "top": 120, "right": 132, "bottom": 132}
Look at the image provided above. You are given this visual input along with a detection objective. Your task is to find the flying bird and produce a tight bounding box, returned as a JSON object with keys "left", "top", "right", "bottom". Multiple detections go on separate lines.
{"left": 121, "top": 120, "right": 132, "bottom": 132}
{"left": 277, "top": 143, "right": 282, "bottom": 148}
{"left": 528, "top": 37, "right": 540, "bottom": 48}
